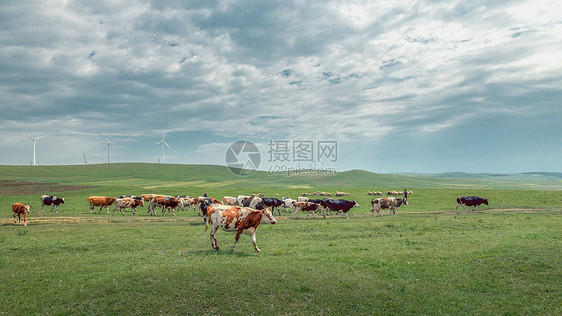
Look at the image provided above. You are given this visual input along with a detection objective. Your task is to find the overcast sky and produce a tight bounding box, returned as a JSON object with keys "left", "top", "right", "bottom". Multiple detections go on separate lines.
{"left": 1, "top": 0, "right": 560, "bottom": 173}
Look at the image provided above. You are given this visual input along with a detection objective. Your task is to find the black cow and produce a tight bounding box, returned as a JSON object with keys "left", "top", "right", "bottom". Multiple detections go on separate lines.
{"left": 262, "top": 197, "right": 284, "bottom": 215}
{"left": 321, "top": 199, "right": 360, "bottom": 219}
{"left": 456, "top": 196, "right": 488, "bottom": 212}
{"left": 40, "top": 195, "right": 65, "bottom": 213}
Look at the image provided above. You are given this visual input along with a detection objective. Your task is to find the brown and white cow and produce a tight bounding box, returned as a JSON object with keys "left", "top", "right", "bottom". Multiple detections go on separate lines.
{"left": 40, "top": 195, "right": 65, "bottom": 213}
{"left": 88, "top": 196, "right": 117, "bottom": 214}
{"left": 205, "top": 204, "right": 277, "bottom": 252}
{"left": 12, "top": 203, "right": 31, "bottom": 226}
{"left": 150, "top": 195, "right": 180, "bottom": 216}
{"left": 370, "top": 197, "right": 409, "bottom": 216}
{"left": 294, "top": 201, "right": 321, "bottom": 219}
{"left": 113, "top": 197, "right": 144, "bottom": 216}
{"left": 222, "top": 196, "right": 238, "bottom": 206}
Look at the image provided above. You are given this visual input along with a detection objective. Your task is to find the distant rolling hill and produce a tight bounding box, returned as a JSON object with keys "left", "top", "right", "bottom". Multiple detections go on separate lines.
{"left": 0, "top": 163, "right": 560, "bottom": 190}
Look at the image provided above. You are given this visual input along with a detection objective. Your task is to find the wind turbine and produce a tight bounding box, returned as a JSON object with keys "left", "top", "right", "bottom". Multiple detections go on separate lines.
{"left": 23, "top": 131, "right": 45, "bottom": 166}
{"left": 83, "top": 153, "right": 89, "bottom": 165}
{"left": 104, "top": 136, "right": 112, "bottom": 163}
{"left": 155, "top": 133, "right": 171, "bottom": 164}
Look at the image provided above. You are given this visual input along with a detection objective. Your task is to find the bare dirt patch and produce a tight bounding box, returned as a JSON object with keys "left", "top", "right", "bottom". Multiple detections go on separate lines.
{"left": 0, "top": 180, "right": 96, "bottom": 196}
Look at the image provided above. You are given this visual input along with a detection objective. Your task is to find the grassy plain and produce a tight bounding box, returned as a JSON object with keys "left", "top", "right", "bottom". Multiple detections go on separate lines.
{"left": 0, "top": 164, "right": 560, "bottom": 314}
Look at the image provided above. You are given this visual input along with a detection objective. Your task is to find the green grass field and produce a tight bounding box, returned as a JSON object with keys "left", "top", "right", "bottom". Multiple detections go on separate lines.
{"left": 1, "top": 164, "right": 560, "bottom": 314}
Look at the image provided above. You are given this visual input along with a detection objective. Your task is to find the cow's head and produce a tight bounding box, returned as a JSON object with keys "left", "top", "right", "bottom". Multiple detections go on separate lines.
{"left": 59, "top": 198, "right": 66, "bottom": 204}
{"left": 483, "top": 198, "right": 488, "bottom": 205}
{"left": 261, "top": 209, "right": 277, "bottom": 225}
{"left": 401, "top": 198, "right": 409, "bottom": 206}
{"left": 24, "top": 205, "right": 31, "bottom": 213}
{"left": 352, "top": 200, "right": 360, "bottom": 208}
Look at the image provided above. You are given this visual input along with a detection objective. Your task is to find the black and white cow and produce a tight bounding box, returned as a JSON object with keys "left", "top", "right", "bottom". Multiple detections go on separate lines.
{"left": 40, "top": 195, "right": 65, "bottom": 213}
{"left": 456, "top": 196, "right": 488, "bottom": 212}
{"left": 261, "top": 197, "right": 284, "bottom": 215}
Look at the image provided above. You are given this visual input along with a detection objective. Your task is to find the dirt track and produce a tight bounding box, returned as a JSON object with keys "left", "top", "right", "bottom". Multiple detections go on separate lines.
{"left": 0, "top": 180, "right": 96, "bottom": 196}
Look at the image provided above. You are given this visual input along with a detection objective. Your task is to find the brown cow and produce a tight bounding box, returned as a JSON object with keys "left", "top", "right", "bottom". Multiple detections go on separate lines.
{"left": 205, "top": 205, "right": 277, "bottom": 252}
{"left": 12, "top": 203, "right": 31, "bottom": 226}
{"left": 150, "top": 195, "right": 180, "bottom": 216}
{"left": 294, "top": 201, "right": 321, "bottom": 220}
{"left": 88, "top": 196, "right": 116, "bottom": 214}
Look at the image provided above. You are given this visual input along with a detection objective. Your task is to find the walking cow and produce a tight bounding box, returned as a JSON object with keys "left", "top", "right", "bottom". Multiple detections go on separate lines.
{"left": 370, "top": 197, "right": 409, "bottom": 216}
{"left": 205, "top": 204, "right": 277, "bottom": 252}
{"left": 12, "top": 203, "right": 31, "bottom": 226}
{"left": 40, "top": 195, "right": 65, "bottom": 213}
{"left": 456, "top": 196, "right": 488, "bottom": 212}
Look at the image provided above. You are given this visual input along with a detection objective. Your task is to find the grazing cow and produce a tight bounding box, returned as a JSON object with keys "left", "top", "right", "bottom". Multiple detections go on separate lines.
{"left": 321, "top": 199, "right": 360, "bottom": 219}
{"left": 205, "top": 205, "right": 277, "bottom": 252}
{"left": 151, "top": 195, "right": 180, "bottom": 216}
{"left": 113, "top": 197, "right": 144, "bottom": 216}
{"left": 456, "top": 196, "right": 488, "bottom": 212}
{"left": 12, "top": 203, "right": 31, "bottom": 226}
{"left": 370, "top": 197, "right": 409, "bottom": 216}
{"left": 88, "top": 196, "right": 117, "bottom": 214}
{"left": 223, "top": 196, "right": 238, "bottom": 206}
{"left": 261, "top": 197, "right": 284, "bottom": 215}
{"left": 40, "top": 195, "right": 65, "bottom": 213}
{"left": 294, "top": 201, "right": 321, "bottom": 219}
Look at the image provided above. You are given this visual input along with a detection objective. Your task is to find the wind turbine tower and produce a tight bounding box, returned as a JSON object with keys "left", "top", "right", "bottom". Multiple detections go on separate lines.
{"left": 155, "top": 133, "right": 171, "bottom": 164}
{"left": 104, "top": 136, "right": 112, "bottom": 163}
{"left": 23, "top": 131, "right": 45, "bottom": 166}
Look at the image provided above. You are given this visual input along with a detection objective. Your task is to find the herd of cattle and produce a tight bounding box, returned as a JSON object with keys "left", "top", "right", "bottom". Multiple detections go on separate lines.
{"left": 10, "top": 192, "right": 489, "bottom": 252}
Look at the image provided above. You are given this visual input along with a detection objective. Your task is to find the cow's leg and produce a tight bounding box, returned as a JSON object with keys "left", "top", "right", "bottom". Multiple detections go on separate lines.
{"left": 455, "top": 203, "right": 460, "bottom": 212}
{"left": 41, "top": 204, "right": 45, "bottom": 212}
{"left": 23, "top": 213, "right": 27, "bottom": 226}
{"left": 51, "top": 204, "right": 56, "bottom": 212}
{"left": 474, "top": 205, "right": 478, "bottom": 212}
{"left": 106, "top": 206, "right": 110, "bottom": 214}
{"left": 250, "top": 232, "right": 260, "bottom": 252}
{"left": 345, "top": 212, "right": 349, "bottom": 220}
{"left": 210, "top": 225, "right": 219, "bottom": 250}
{"left": 120, "top": 207, "right": 126, "bottom": 216}
{"left": 232, "top": 230, "right": 244, "bottom": 252}
{"left": 461, "top": 203, "right": 468, "bottom": 212}
{"left": 13, "top": 212, "right": 17, "bottom": 223}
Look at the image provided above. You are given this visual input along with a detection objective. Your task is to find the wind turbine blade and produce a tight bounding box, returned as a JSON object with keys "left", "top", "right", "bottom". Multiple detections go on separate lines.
{"left": 35, "top": 136, "right": 46, "bottom": 140}
{"left": 155, "top": 140, "right": 163, "bottom": 145}
{"left": 164, "top": 141, "right": 171, "bottom": 149}
{"left": 23, "top": 131, "right": 34, "bottom": 140}
{"left": 105, "top": 136, "right": 111, "bottom": 144}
